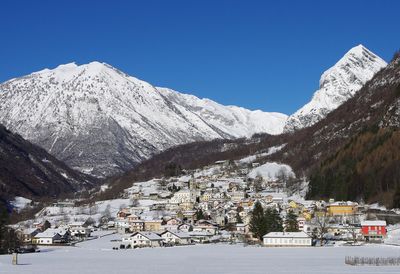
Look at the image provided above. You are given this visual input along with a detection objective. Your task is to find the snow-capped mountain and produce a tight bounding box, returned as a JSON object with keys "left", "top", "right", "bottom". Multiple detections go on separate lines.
{"left": 0, "top": 62, "right": 287, "bottom": 177}
{"left": 284, "top": 45, "right": 387, "bottom": 132}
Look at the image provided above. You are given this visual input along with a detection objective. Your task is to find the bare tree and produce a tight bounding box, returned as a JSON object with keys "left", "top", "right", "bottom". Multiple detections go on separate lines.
{"left": 103, "top": 204, "right": 111, "bottom": 219}
{"left": 130, "top": 198, "right": 139, "bottom": 207}
{"left": 253, "top": 173, "right": 263, "bottom": 192}
{"left": 89, "top": 203, "right": 98, "bottom": 215}
{"left": 312, "top": 211, "right": 331, "bottom": 246}
{"left": 344, "top": 213, "right": 360, "bottom": 244}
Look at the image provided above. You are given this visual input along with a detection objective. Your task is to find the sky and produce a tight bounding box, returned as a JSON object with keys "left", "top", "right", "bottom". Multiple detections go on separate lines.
{"left": 0, "top": 0, "right": 399, "bottom": 115}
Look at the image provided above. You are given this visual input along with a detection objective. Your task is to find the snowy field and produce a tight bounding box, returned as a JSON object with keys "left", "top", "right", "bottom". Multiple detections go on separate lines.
{"left": 1, "top": 233, "right": 400, "bottom": 274}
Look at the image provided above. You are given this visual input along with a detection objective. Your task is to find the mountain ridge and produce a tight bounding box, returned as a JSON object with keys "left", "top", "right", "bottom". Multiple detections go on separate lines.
{"left": 0, "top": 62, "right": 287, "bottom": 178}
{"left": 0, "top": 123, "right": 95, "bottom": 202}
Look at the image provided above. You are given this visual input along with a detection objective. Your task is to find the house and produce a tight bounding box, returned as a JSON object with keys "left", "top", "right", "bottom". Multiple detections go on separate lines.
{"left": 117, "top": 208, "right": 131, "bottom": 218}
{"left": 69, "top": 222, "right": 91, "bottom": 238}
{"left": 159, "top": 230, "right": 191, "bottom": 245}
{"left": 230, "top": 191, "right": 245, "bottom": 202}
{"left": 179, "top": 201, "right": 194, "bottom": 211}
{"left": 297, "top": 217, "right": 306, "bottom": 231}
{"left": 361, "top": 220, "right": 387, "bottom": 242}
{"left": 33, "top": 231, "right": 63, "bottom": 245}
{"left": 20, "top": 228, "right": 40, "bottom": 243}
{"left": 123, "top": 232, "right": 163, "bottom": 248}
{"left": 182, "top": 210, "right": 196, "bottom": 224}
{"left": 177, "top": 223, "right": 193, "bottom": 232}
{"left": 33, "top": 228, "right": 70, "bottom": 245}
{"left": 33, "top": 220, "right": 51, "bottom": 231}
{"left": 130, "top": 220, "right": 145, "bottom": 232}
{"left": 189, "top": 231, "right": 214, "bottom": 243}
{"left": 116, "top": 219, "right": 130, "bottom": 234}
{"left": 52, "top": 201, "right": 74, "bottom": 208}
{"left": 144, "top": 220, "right": 162, "bottom": 232}
{"left": 193, "top": 220, "right": 219, "bottom": 235}
{"left": 127, "top": 214, "right": 140, "bottom": 222}
{"left": 170, "top": 189, "right": 195, "bottom": 204}
{"left": 165, "top": 218, "right": 181, "bottom": 226}
{"left": 263, "top": 231, "right": 312, "bottom": 247}
{"left": 236, "top": 223, "right": 249, "bottom": 234}
{"left": 327, "top": 201, "right": 357, "bottom": 216}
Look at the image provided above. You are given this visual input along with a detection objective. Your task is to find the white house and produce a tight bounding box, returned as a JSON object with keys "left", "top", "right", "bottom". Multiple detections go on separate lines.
{"left": 159, "top": 230, "right": 191, "bottom": 245}
{"left": 263, "top": 231, "right": 312, "bottom": 247}
{"left": 189, "top": 231, "right": 214, "bottom": 243}
{"left": 68, "top": 222, "right": 91, "bottom": 238}
{"left": 193, "top": 220, "right": 219, "bottom": 235}
{"left": 177, "top": 223, "right": 192, "bottom": 232}
{"left": 33, "top": 228, "right": 69, "bottom": 245}
{"left": 123, "top": 232, "right": 163, "bottom": 248}
{"left": 170, "top": 189, "right": 195, "bottom": 204}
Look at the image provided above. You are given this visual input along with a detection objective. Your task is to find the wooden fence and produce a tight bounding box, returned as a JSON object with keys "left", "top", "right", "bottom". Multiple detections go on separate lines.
{"left": 345, "top": 256, "right": 400, "bottom": 266}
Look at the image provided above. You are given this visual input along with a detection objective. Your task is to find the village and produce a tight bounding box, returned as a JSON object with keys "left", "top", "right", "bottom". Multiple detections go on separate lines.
{"left": 13, "top": 149, "right": 400, "bottom": 251}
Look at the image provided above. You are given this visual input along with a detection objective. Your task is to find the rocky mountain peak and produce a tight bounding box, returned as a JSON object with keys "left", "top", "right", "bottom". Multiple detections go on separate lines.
{"left": 284, "top": 45, "right": 387, "bottom": 132}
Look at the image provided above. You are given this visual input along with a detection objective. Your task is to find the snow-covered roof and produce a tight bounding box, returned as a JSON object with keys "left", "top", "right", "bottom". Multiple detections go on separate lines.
{"left": 160, "top": 230, "right": 191, "bottom": 239}
{"left": 23, "top": 228, "right": 39, "bottom": 235}
{"left": 329, "top": 201, "right": 357, "bottom": 206}
{"left": 189, "top": 231, "right": 214, "bottom": 237}
{"left": 361, "top": 220, "right": 387, "bottom": 226}
{"left": 263, "top": 231, "right": 311, "bottom": 239}
{"left": 69, "top": 221, "right": 85, "bottom": 227}
{"left": 35, "top": 229, "right": 63, "bottom": 238}
{"left": 131, "top": 231, "right": 162, "bottom": 241}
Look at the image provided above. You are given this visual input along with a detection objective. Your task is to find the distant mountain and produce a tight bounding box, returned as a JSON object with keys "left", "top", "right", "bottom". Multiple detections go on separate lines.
{"left": 284, "top": 45, "right": 387, "bottom": 132}
{"left": 276, "top": 51, "right": 400, "bottom": 206}
{"left": 0, "top": 124, "right": 95, "bottom": 202}
{"left": 0, "top": 62, "right": 287, "bottom": 177}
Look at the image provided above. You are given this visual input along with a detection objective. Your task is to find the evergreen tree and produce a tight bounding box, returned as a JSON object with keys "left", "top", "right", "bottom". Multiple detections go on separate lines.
{"left": 236, "top": 212, "right": 243, "bottom": 223}
{"left": 196, "top": 209, "right": 205, "bottom": 220}
{"left": 265, "top": 208, "right": 283, "bottom": 233}
{"left": 284, "top": 210, "right": 299, "bottom": 232}
{"left": 0, "top": 205, "right": 8, "bottom": 254}
{"left": 393, "top": 184, "right": 400, "bottom": 209}
{"left": 249, "top": 201, "right": 267, "bottom": 240}
{"left": 250, "top": 202, "right": 284, "bottom": 241}
{"left": 0, "top": 204, "right": 20, "bottom": 254}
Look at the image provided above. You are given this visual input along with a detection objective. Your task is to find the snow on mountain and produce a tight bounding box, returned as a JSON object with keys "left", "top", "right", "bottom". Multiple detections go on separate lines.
{"left": 247, "top": 162, "right": 295, "bottom": 181}
{"left": 0, "top": 62, "right": 287, "bottom": 177}
{"left": 284, "top": 45, "right": 387, "bottom": 132}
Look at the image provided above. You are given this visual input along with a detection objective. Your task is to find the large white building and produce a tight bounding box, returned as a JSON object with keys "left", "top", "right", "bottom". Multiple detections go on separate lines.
{"left": 263, "top": 231, "right": 312, "bottom": 247}
{"left": 169, "top": 189, "right": 195, "bottom": 204}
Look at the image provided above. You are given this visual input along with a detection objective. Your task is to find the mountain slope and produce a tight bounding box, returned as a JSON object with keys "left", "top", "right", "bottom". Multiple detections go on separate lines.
{"left": 0, "top": 62, "right": 287, "bottom": 177}
{"left": 284, "top": 45, "right": 387, "bottom": 132}
{"left": 272, "top": 51, "right": 400, "bottom": 206}
{"left": 0, "top": 124, "right": 95, "bottom": 202}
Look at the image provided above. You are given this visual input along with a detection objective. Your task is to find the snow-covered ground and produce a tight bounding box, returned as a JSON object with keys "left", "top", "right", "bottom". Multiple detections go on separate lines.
{"left": 10, "top": 196, "right": 32, "bottom": 212}
{"left": 237, "top": 144, "right": 286, "bottom": 164}
{"left": 1, "top": 233, "right": 400, "bottom": 274}
{"left": 248, "top": 162, "right": 295, "bottom": 181}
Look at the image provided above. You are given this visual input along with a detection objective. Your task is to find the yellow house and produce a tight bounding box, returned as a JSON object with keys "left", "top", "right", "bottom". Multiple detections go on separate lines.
{"left": 289, "top": 201, "right": 298, "bottom": 209}
{"left": 179, "top": 201, "right": 194, "bottom": 211}
{"left": 327, "top": 202, "right": 357, "bottom": 216}
{"left": 301, "top": 211, "right": 312, "bottom": 221}
{"left": 144, "top": 220, "right": 162, "bottom": 231}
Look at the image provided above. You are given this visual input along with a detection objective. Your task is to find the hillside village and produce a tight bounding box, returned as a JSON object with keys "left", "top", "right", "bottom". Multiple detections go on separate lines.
{"left": 11, "top": 145, "right": 400, "bottom": 252}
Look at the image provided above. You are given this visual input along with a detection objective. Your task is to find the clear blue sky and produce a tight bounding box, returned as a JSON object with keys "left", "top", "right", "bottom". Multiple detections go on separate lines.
{"left": 1, "top": 0, "right": 399, "bottom": 114}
